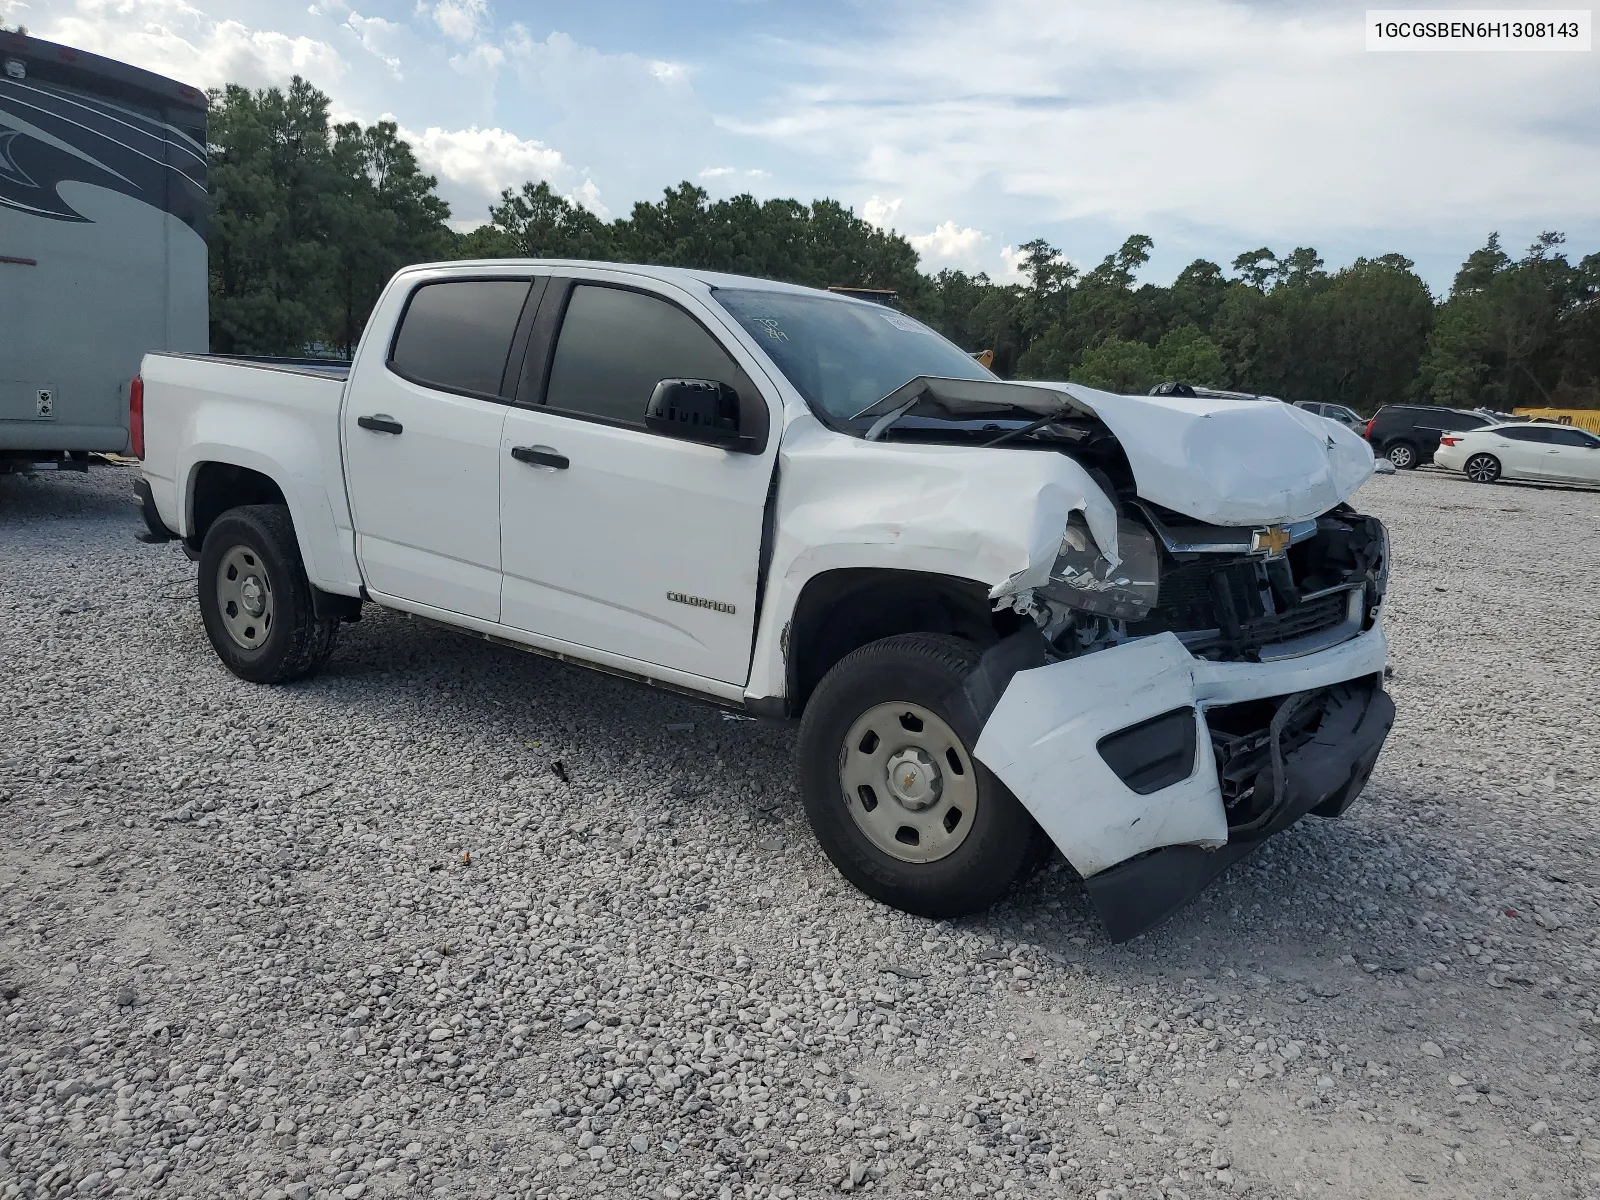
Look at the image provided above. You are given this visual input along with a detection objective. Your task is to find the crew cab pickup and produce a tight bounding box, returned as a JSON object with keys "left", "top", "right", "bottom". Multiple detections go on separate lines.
{"left": 134, "top": 260, "right": 1395, "bottom": 940}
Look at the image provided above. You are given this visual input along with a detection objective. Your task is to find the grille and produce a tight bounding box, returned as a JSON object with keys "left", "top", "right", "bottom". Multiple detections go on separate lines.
{"left": 1234, "top": 591, "right": 1350, "bottom": 648}
{"left": 1127, "top": 550, "right": 1356, "bottom": 660}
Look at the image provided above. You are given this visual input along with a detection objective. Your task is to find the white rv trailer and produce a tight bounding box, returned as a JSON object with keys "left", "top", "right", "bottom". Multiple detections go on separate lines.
{"left": 0, "top": 31, "right": 207, "bottom": 470}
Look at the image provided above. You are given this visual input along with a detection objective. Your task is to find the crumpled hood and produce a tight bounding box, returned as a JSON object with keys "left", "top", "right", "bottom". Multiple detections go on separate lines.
{"left": 861, "top": 376, "right": 1375, "bottom": 526}
{"left": 1024, "top": 381, "right": 1376, "bottom": 525}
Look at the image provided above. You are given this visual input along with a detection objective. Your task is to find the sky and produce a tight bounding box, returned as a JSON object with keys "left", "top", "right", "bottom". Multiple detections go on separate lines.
{"left": 5, "top": 0, "right": 1597, "bottom": 292}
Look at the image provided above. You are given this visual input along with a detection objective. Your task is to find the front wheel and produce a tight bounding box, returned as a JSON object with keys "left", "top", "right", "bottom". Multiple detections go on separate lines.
{"left": 1464, "top": 453, "right": 1501, "bottom": 484}
{"left": 797, "top": 634, "right": 1043, "bottom": 918}
{"left": 198, "top": 504, "right": 338, "bottom": 684}
{"left": 1385, "top": 441, "right": 1418, "bottom": 470}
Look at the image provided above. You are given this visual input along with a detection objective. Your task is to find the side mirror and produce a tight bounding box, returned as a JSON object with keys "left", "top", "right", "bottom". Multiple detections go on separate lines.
{"left": 645, "top": 378, "right": 751, "bottom": 451}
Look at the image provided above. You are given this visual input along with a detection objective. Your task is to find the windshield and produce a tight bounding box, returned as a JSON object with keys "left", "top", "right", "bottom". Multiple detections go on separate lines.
{"left": 713, "top": 288, "right": 995, "bottom": 424}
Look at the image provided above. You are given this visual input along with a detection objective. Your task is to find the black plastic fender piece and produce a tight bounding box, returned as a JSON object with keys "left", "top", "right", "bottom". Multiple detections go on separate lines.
{"left": 133, "top": 477, "right": 175, "bottom": 544}
{"left": 941, "top": 625, "right": 1048, "bottom": 749}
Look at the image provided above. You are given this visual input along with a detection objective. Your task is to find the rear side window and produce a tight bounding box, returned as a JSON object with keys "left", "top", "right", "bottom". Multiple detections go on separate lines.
{"left": 389, "top": 279, "right": 532, "bottom": 398}
{"left": 1498, "top": 427, "right": 1550, "bottom": 443}
{"left": 543, "top": 284, "right": 754, "bottom": 427}
{"left": 1439, "top": 411, "right": 1489, "bottom": 431}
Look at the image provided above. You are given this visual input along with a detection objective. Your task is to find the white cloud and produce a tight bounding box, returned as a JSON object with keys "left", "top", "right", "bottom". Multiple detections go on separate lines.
{"left": 997, "top": 244, "right": 1028, "bottom": 281}
{"left": 37, "top": 0, "right": 344, "bottom": 91}
{"left": 398, "top": 122, "right": 607, "bottom": 218}
{"left": 448, "top": 42, "right": 504, "bottom": 75}
{"left": 862, "top": 195, "right": 902, "bottom": 229}
{"left": 400, "top": 123, "right": 566, "bottom": 197}
{"left": 698, "top": 166, "right": 771, "bottom": 184}
{"left": 736, "top": 0, "right": 1600, "bottom": 256}
{"left": 909, "top": 220, "right": 988, "bottom": 264}
{"left": 431, "top": 0, "right": 487, "bottom": 43}
{"left": 344, "top": 12, "right": 403, "bottom": 76}
{"left": 571, "top": 178, "right": 605, "bottom": 215}
{"left": 648, "top": 60, "right": 687, "bottom": 84}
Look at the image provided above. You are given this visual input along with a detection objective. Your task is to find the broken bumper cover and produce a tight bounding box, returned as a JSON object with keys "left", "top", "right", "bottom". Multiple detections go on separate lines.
{"left": 972, "top": 625, "right": 1393, "bottom": 941}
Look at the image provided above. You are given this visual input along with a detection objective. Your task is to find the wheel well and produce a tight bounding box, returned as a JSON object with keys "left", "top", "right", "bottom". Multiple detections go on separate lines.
{"left": 188, "top": 462, "right": 287, "bottom": 548}
{"left": 785, "top": 569, "right": 1022, "bottom": 717}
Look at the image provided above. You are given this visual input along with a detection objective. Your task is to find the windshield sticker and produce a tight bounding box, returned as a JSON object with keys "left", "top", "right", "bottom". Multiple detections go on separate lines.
{"left": 880, "top": 312, "right": 930, "bottom": 334}
{"left": 749, "top": 318, "right": 789, "bottom": 342}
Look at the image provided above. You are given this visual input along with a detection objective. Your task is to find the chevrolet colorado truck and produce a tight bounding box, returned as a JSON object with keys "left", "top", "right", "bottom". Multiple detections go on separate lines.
{"left": 133, "top": 260, "right": 1395, "bottom": 941}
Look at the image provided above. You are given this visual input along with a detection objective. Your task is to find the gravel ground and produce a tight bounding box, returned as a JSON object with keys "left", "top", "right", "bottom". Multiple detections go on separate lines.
{"left": 2, "top": 463, "right": 1599, "bottom": 1200}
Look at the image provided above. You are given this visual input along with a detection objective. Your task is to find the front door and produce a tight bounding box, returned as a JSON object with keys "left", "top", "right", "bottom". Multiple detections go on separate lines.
{"left": 1542, "top": 427, "right": 1600, "bottom": 484}
{"left": 343, "top": 276, "right": 535, "bottom": 621}
{"left": 498, "top": 279, "right": 778, "bottom": 686}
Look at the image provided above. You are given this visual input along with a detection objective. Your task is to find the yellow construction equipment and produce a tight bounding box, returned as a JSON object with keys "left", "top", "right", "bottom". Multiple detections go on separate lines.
{"left": 1514, "top": 408, "right": 1600, "bottom": 434}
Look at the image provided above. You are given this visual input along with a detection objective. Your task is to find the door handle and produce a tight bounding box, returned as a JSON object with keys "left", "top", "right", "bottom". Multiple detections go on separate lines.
{"left": 357, "top": 414, "right": 403, "bottom": 435}
{"left": 511, "top": 445, "right": 569, "bottom": 470}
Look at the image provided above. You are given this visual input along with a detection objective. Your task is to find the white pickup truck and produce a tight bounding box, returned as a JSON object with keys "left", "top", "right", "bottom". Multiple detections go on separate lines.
{"left": 133, "top": 260, "right": 1395, "bottom": 940}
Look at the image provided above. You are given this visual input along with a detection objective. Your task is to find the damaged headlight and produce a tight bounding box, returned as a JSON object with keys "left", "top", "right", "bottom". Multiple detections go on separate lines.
{"left": 1039, "top": 514, "right": 1161, "bottom": 621}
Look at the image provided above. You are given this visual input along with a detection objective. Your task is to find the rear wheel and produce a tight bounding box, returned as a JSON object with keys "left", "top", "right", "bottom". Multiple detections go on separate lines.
{"left": 1385, "top": 441, "right": 1418, "bottom": 470}
{"left": 198, "top": 505, "right": 338, "bottom": 683}
{"left": 1464, "top": 453, "right": 1501, "bottom": 484}
{"left": 798, "top": 634, "right": 1042, "bottom": 918}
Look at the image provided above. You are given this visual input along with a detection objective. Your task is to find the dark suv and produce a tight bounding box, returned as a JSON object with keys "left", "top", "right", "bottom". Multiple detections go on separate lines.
{"left": 1363, "top": 405, "right": 1496, "bottom": 469}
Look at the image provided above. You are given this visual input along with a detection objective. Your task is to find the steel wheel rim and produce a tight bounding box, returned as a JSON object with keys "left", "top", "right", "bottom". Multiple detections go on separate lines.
{"left": 215, "top": 544, "right": 274, "bottom": 651}
{"left": 838, "top": 701, "right": 978, "bottom": 864}
{"left": 1466, "top": 456, "right": 1495, "bottom": 482}
{"left": 1389, "top": 445, "right": 1413, "bottom": 468}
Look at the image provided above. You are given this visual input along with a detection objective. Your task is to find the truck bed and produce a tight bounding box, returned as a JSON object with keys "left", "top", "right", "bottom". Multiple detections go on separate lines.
{"left": 160, "top": 353, "right": 352, "bottom": 382}
{"left": 138, "top": 349, "right": 361, "bottom": 594}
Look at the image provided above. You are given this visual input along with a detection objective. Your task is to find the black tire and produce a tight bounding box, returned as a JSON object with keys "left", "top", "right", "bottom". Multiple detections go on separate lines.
{"left": 798, "top": 633, "right": 1043, "bottom": 918}
{"left": 1464, "top": 453, "right": 1501, "bottom": 484}
{"left": 197, "top": 504, "right": 338, "bottom": 684}
{"left": 1385, "top": 441, "right": 1419, "bottom": 470}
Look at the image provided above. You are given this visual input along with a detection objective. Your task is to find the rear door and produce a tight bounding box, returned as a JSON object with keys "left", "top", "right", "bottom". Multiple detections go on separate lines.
{"left": 497, "top": 277, "right": 779, "bottom": 686}
{"left": 342, "top": 276, "right": 539, "bottom": 621}
{"left": 1485, "top": 427, "right": 1547, "bottom": 478}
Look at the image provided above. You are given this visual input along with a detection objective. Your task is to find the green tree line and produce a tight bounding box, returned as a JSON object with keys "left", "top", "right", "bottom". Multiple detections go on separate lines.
{"left": 208, "top": 78, "right": 1600, "bottom": 411}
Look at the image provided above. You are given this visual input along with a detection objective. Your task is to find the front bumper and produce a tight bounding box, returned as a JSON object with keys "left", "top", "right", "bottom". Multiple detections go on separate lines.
{"left": 972, "top": 624, "right": 1393, "bottom": 940}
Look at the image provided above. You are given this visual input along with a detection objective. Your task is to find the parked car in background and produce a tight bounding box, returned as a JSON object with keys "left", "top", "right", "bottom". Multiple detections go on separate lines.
{"left": 1149, "top": 382, "right": 1283, "bottom": 403}
{"left": 1435, "top": 422, "right": 1600, "bottom": 486}
{"left": 1295, "top": 401, "right": 1363, "bottom": 428}
{"left": 1361, "top": 404, "right": 1497, "bottom": 469}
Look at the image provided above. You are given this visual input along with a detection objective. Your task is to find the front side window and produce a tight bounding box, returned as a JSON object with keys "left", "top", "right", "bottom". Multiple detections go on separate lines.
{"left": 389, "top": 279, "right": 531, "bottom": 398}
{"left": 714, "top": 288, "right": 994, "bottom": 425}
{"left": 1549, "top": 427, "right": 1599, "bottom": 447}
{"left": 544, "top": 284, "right": 753, "bottom": 427}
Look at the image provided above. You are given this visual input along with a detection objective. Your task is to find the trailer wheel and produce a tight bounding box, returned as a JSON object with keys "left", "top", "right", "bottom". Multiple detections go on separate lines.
{"left": 798, "top": 633, "right": 1042, "bottom": 918}
{"left": 197, "top": 505, "right": 338, "bottom": 683}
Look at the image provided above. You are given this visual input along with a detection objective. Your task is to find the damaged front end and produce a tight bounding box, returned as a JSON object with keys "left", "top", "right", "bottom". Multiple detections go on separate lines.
{"left": 972, "top": 499, "right": 1395, "bottom": 942}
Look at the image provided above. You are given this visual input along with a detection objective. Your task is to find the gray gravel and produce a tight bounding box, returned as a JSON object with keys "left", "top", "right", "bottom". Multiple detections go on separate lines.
{"left": 2, "top": 463, "right": 1599, "bottom": 1200}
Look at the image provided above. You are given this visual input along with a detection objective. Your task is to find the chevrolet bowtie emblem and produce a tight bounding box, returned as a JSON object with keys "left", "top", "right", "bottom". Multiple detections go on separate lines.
{"left": 1250, "top": 524, "right": 1292, "bottom": 556}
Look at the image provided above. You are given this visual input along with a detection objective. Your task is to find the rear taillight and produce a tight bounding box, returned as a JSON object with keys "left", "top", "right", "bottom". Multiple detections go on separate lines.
{"left": 1439, "top": 435, "right": 1460, "bottom": 447}
{"left": 129, "top": 375, "right": 145, "bottom": 459}
{"left": 1363, "top": 417, "right": 1375, "bottom": 440}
